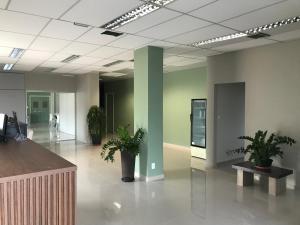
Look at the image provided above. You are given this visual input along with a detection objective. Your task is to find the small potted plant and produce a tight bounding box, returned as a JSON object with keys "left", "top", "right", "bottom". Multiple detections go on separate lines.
{"left": 87, "top": 105, "right": 105, "bottom": 145}
{"left": 101, "top": 125, "right": 144, "bottom": 182}
{"left": 229, "top": 130, "right": 296, "bottom": 170}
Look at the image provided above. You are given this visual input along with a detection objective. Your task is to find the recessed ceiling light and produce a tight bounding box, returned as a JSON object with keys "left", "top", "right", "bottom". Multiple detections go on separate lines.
{"left": 9, "top": 48, "right": 25, "bottom": 59}
{"left": 101, "top": 72, "right": 126, "bottom": 77}
{"left": 73, "top": 22, "right": 90, "bottom": 28}
{"left": 61, "top": 55, "right": 81, "bottom": 63}
{"left": 192, "top": 16, "right": 300, "bottom": 47}
{"left": 192, "top": 32, "right": 247, "bottom": 47}
{"left": 3, "top": 64, "right": 14, "bottom": 71}
{"left": 101, "top": 0, "right": 176, "bottom": 30}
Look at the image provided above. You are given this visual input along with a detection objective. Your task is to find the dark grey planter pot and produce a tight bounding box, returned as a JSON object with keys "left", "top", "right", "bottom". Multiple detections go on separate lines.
{"left": 91, "top": 135, "right": 101, "bottom": 145}
{"left": 121, "top": 151, "right": 136, "bottom": 182}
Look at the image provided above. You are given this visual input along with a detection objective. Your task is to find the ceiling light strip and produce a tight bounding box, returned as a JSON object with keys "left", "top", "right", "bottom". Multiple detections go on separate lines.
{"left": 192, "top": 16, "right": 300, "bottom": 47}
{"left": 9, "top": 48, "right": 25, "bottom": 59}
{"left": 101, "top": 0, "right": 176, "bottom": 30}
{"left": 3, "top": 64, "right": 14, "bottom": 71}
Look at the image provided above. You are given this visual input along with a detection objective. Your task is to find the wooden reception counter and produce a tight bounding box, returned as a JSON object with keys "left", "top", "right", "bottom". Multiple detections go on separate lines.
{"left": 0, "top": 139, "right": 76, "bottom": 225}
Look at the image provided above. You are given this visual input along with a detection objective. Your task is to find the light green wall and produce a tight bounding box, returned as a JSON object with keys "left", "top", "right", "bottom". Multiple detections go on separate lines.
{"left": 163, "top": 67, "right": 207, "bottom": 147}
{"left": 103, "top": 67, "right": 208, "bottom": 148}
{"left": 103, "top": 79, "right": 134, "bottom": 134}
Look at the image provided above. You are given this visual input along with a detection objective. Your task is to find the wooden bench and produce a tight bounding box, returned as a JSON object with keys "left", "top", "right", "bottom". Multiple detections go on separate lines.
{"left": 232, "top": 161, "right": 293, "bottom": 196}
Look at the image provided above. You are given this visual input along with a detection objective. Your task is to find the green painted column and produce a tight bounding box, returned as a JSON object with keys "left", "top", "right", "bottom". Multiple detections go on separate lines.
{"left": 134, "top": 46, "right": 164, "bottom": 181}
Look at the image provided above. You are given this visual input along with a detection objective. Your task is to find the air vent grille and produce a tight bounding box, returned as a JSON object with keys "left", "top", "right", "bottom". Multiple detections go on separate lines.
{"left": 248, "top": 32, "right": 270, "bottom": 39}
{"left": 101, "top": 30, "right": 123, "bottom": 37}
{"left": 103, "top": 60, "right": 124, "bottom": 67}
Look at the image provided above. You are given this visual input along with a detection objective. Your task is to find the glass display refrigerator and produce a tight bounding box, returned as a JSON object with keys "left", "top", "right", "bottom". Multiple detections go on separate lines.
{"left": 190, "top": 99, "right": 207, "bottom": 159}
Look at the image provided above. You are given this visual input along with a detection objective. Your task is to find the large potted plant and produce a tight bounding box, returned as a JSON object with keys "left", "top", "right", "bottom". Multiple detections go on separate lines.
{"left": 230, "top": 130, "right": 296, "bottom": 170}
{"left": 87, "top": 106, "right": 105, "bottom": 145}
{"left": 101, "top": 125, "right": 144, "bottom": 182}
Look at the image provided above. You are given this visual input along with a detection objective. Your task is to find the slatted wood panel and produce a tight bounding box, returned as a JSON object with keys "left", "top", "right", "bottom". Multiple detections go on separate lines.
{"left": 0, "top": 170, "right": 76, "bottom": 225}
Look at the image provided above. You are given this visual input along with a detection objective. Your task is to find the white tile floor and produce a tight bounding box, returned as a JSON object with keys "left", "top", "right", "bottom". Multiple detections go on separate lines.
{"left": 39, "top": 140, "right": 300, "bottom": 225}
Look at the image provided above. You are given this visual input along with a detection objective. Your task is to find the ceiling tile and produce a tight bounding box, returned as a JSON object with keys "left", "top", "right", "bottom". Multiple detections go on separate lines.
{"left": 13, "top": 63, "right": 38, "bottom": 71}
{"left": 271, "top": 29, "right": 300, "bottom": 42}
{"left": 0, "top": 0, "right": 8, "bottom": 9}
{"left": 108, "top": 35, "right": 153, "bottom": 49}
{"left": 0, "top": 46, "right": 12, "bottom": 57}
{"left": 221, "top": 0, "right": 300, "bottom": 31}
{"left": 49, "top": 52, "right": 72, "bottom": 61}
{"left": 148, "top": 40, "right": 177, "bottom": 49}
{"left": 61, "top": 0, "right": 140, "bottom": 27}
{"left": 52, "top": 67, "right": 75, "bottom": 73}
{"left": 109, "top": 61, "right": 134, "bottom": 70}
{"left": 8, "top": 0, "right": 78, "bottom": 18}
{"left": 92, "top": 58, "right": 119, "bottom": 67}
{"left": 0, "top": 9, "right": 49, "bottom": 35}
{"left": 21, "top": 50, "right": 53, "bottom": 60}
{"left": 61, "top": 63, "right": 83, "bottom": 69}
{"left": 71, "top": 69, "right": 95, "bottom": 74}
{"left": 0, "top": 31, "right": 35, "bottom": 48}
{"left": 77, "top": 28, "right": 122, "bottom": 45}
{"left": 17, "top": 58, "right": 45, "bottom": 66}
{"left": 0, "top": 56, "right": 17, "bottom": 64}
{"left": 178, "top": 48, "right": 221, "bottom": 57}
{"left": 190, "top": 0, "right": 282, "bottom": 23}
{"left": 138, "top": 15, "right": 211, "bottom": 39}
{"left": 117, "top": 8, "right": 181, "bottom": 34}
{"left": 60, "top": 42, "right": 99, "bottom": 55}
{"left": 88, "top": 46, "right": 127, "bottom": 58}
{"left": 167, "top": 25, "right": 236, "bottom": 44}
{"left": 40, "top": 61, "right": 65, "bottom": 68}
{"left": 110, "top": 51, "right": 134, "bottom": 61}
{"left": 164, "top": 45, "right": 196, "bottom": 55}
{"left": 72, "top": 56, "right": 101, "bottom": 65}
{"left": 30, "top": 37, "right": 70, "bottom": 52}
{"left": 213, "top": 39, "right": 276, "bottom": 52}
{"left": 166, "top": 0, "right": 217, "bottom": 13}
{"left": 41, "top": 20, "right": 90, "bottom": 41}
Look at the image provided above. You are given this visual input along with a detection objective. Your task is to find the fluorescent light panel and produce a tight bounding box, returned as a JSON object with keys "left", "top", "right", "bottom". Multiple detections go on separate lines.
{"left": 61, "top": 55, "right": 81, "bottom": 63}
{"left": 101, "top": 0, "right": 176, "bottom": 30}
{"left": 3, "top": 64, "right": 14, "bottom": 71}
{"left": 192, "top": 16, "right": 300, "bottom": 47}
{"left": 9, "top": 48, "right": 25, "bottom": 59}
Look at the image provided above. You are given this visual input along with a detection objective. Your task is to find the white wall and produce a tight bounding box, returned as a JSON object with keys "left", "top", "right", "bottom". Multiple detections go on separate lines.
{"left": 25, "top": 73, "right": 76, "bottom": 93}
{"left": 207, "top": 39, "right": 300, "bottom": 188}
{"left": 0, "top": 73, "right": 26, "bottom": 121}
{"left": 76, "top": 74, "right": 99, "bottom": 143}
{"left": 59, "top": 93, "right": 75, "bottom": 135}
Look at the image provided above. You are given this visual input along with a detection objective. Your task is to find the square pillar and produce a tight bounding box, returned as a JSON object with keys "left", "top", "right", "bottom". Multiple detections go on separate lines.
{"left": 134, "top": 46, "right": 164, "bottom": 181}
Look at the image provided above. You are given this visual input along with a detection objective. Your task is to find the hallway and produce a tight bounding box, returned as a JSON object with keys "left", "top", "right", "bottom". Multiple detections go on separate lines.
{"left": 39, "top": 141, "right": 300, "bottom": 225}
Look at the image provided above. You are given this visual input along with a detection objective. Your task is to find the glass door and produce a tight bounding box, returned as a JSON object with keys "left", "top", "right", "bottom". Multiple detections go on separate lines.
{"left": 191, "top": 99, "right": 206, "bottom": 148}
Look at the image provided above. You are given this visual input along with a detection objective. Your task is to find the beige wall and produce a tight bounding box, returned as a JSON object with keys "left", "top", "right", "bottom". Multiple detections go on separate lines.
{"left": 25, "top": 73, "right": 76, "bottom": 93}
{"left": 76, "top": 74, "right": 99, "bottom": 143}
{"left": 207, "top": 39, "right": 300, "bottom": 188}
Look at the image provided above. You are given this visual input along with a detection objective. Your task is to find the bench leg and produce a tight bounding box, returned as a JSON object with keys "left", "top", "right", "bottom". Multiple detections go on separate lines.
{"left": 269, "top": 177, "right": 286, "bottom": 196}
{"left": 237, "top": 170, "right": 254, "bottom": 187}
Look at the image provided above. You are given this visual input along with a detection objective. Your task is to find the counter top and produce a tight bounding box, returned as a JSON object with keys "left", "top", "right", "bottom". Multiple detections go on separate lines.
{"left": 0, "top": 139, "right": 76, "bottom": 179}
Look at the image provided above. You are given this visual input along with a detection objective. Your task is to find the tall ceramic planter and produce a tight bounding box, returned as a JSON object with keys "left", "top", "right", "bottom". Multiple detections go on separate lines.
{"left": 121, "top": 151, "right": 135, "bottom": 182}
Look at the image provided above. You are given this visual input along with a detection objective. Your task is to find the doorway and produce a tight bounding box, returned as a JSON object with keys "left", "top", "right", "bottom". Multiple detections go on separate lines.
{"left": 27, "top": 91, "right": 76, "bottom": 143}
{"left": 105, "top": 93, "right": 115, "bottom": 135}
{"left": 214, "top": 82, "right": 245, "bottom": 163}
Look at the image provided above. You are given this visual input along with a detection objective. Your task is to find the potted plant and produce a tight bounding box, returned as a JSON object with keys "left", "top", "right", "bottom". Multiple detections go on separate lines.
{"left": 87, "top": 105, "right": 105, "bottom": 145}
{"left": 230, "top": 130, "right": 296, "bottom": 170}
{"left": 101, "top": 125, "right": 144, "bottom": 182}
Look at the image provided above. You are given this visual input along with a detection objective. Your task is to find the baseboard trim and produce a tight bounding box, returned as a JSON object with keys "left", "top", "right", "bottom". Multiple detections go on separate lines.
{"left": 163, "top": 143, "right": 190, "bottom": 151}
{"left": 135, "top": 173, "right": 164, "bottom": 182}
